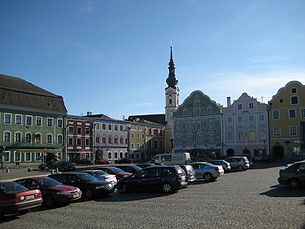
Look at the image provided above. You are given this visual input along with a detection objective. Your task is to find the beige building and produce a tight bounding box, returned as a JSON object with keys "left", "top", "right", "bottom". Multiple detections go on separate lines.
{"left": 268, "top": 81, "right": 305, "bottom": 160}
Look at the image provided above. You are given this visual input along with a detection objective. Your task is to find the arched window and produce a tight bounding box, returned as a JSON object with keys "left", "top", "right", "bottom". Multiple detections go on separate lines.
{"left": 35, "top": 133, "right": 42, "bottom": 144}
{"left": 108, "top": 152, "right": 112, "bottom": 159}
{"left": 25, "top": 132, "right": 32, "bottom": 143}
{"left": 57, "top": 134, "right": 63, "bottom": 144}
{"left": 15, "top": 132, "right": 22, "bottom": 143}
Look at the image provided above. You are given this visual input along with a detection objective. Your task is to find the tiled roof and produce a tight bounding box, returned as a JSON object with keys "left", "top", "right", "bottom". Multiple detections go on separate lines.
{"left": 0, "top": 74, "right": 67, "bottom": 114}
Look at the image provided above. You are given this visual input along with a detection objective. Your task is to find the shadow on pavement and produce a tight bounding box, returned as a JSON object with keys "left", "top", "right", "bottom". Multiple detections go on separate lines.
{"left": 0, "top": 215, "right": 19, "bottom": 224}
{"left": 260, "top": 184, "right": 305, "bottom": 198}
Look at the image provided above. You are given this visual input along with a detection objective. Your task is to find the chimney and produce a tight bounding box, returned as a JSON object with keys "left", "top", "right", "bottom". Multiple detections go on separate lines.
{"left": 227, "top": 97, "right": 231, "bottom": 107}
{"left": 87, "top": 111, "right": 92, "bottom": 116}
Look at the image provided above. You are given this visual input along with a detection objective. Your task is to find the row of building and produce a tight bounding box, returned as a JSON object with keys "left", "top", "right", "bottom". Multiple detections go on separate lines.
{"left": 1, "top": 49, "right": 304, "bottom": 164}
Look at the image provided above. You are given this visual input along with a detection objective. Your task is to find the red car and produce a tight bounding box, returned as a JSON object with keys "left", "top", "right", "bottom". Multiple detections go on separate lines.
{"left": 95, "top": 159, "right": 111, "bottom": 164}
{"left": 0, "top": 182, "right": 43, "bottom": 217}
{"left": 98, "top": 167, "right": 132, "bottom": 180}
{"left": 15, "top": 177, "right": 82, "bottom": 208}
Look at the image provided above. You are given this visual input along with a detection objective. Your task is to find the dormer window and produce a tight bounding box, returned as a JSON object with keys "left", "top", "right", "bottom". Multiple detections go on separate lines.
{"left": 291, "top": 88, "right": 297, "bottom": 94}
{"left": 291, "top": 96, "right": 298, "bottom": 105}
{"left": 237, "top": 104, "right": 242, "bottom": 110}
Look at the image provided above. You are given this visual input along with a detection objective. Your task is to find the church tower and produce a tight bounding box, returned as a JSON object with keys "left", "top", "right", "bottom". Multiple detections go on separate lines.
{"left": 164, "top": 46, "right": 179, "bottom": 153}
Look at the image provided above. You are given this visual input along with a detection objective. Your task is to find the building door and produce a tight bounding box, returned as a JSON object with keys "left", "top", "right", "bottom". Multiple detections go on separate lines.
{"left": 226, "top": 148, "right": 235, "bottom": 157}
{"left": 272, "top": 145, "right": 284, "bottom": 159}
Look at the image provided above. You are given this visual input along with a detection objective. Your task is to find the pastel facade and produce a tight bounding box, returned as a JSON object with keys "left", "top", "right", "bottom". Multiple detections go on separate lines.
{"left": 172, "top": 90, "right": 222, "bottom": 158}
{"left": 222, "top": 93, "right": 269, "bottom": 159}
{"left": 0, "top": 74, "right": 67, "bottom": 164}
{"left": 268, "top": 81, "right": 305, "bottom": 160}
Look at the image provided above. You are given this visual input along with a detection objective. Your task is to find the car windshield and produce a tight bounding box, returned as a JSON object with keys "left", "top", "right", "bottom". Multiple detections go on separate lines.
{"left": 36, "top": 177, "right": 61, "bottom": 187}
{"left": 94, "top": 171, "right": 107, "bottom": 176}
{"left": 108, "top": 167, "right": 124, "bottom": 173}
{"left": 77, "top": 173, "right": 98, "bottom": 182}
{"left": 0, "top": 182, "right": 28, "bottom": 194}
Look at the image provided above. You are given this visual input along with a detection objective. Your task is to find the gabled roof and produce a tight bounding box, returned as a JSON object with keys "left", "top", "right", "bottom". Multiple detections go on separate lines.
{"left": 0, "top": 74, "right": 67, "bottom": 114}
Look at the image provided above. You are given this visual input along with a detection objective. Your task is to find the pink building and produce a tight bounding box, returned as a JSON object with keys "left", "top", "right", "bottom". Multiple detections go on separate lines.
{"left": 222, "top": 93, "right": 269, "bottom": 159}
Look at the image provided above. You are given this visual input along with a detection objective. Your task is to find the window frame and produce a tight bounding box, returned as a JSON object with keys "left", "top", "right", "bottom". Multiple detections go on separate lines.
{"left": 15, "top": 114, "right": 23, "bottom": 125}
{"left": 4, "top": 113, "right": 12, "bottom": 124}
{"left": 25, "top": 115, "right": 33, "bottom": 126}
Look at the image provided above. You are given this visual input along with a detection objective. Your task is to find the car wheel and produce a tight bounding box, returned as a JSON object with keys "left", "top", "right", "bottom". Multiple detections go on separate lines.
{"left": 162, "top": 183, "right": 173, "bottom": 193}
{"left": 85, "top": 188, "right": 94, "bottom": 199}
{"left": 288, "top": 179, "right": 300, "bottom": 189}
{"left": 203, "top": 173, "right": 213, "bottom": 182}
{"left": 43, "top": 195, "right": 55, "bottom": 208}
{"left": 238, "top": 165, "right": 244, "bottom": 171}
{"left": 122, "top": 184, "right": 128, "bottom": 193}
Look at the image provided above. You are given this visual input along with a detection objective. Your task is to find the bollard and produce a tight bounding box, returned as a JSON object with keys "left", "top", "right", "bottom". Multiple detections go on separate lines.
{"left": 5, "top": 167, "right": 9, "bottom": 173}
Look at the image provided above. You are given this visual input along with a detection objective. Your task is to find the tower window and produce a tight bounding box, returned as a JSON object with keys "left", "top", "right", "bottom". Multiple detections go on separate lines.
{"left": 169, "top": 99, "right": 172, "bottom": 104}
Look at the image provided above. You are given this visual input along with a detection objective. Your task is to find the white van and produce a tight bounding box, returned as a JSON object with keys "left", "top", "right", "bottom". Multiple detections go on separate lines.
{"left": 152, "top": 153, "right": 191, "bottom": 165}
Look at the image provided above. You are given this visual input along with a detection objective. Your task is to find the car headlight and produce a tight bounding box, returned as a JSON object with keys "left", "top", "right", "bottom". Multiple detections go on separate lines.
{"left": 106, "top": 184, "right": 113, "bottom": 189}
{"left": 56, "top": 191, "right": 71, "bottom": 194}
{"left": 75, "top": 188, "right": 81, "bottom": 192}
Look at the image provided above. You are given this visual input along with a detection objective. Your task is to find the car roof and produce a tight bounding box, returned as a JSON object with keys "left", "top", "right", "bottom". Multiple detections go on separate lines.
{"left": 50, "top": 172, "right": 83, "bottom": 175}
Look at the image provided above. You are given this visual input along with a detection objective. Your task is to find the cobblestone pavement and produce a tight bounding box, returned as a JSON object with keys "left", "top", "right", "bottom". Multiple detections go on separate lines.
{"left": 1, "top": 162, "right": 305, "bottom": 229}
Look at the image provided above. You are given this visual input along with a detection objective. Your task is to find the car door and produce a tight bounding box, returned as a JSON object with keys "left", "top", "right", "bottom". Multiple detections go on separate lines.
{"left": 192, "top": 164, "right": 205, "bottom": 178}
{"left": 127, "top": 169, "right": 148, "bottom": 190}
{"left": 297, "top": 163, "right": 305, "bottom": 184}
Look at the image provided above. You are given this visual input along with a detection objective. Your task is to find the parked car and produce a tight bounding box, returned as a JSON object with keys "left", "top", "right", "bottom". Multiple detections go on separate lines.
{"left": 75, "top": 158, "right": 93, "bottom": 165}
{"left": 225, "top": 156, "right": 250, "bottom": 171}
{"left": 49, "top": 172, "right": 115, "bottom": 199}
{"left": 116, "top": 165, "right": 187, "bottom": 193}
{"left": 209, "top": 160, "right": 231, "bottom": 172}
{"left": 136, "top": 163, "right": 156, "bottom": 168}
{"left": 191, "top": 162, "right": 224, "bottom": 182}
{"left": 114, "top": 165, "right": 142, "bottom": 174}
{"left": 0, "top": 182, "right": 43, "bottom": 218}
{"left": 115, "top": 158, "right": 132, "bottom": 164}
{"left": 38, "top": 161, "right": 76, "bottom": 172}
{"left": 15, "top": 177, "right": 82, "bottom": 208}
{"left": 178, "top": 164, "right": 196, "bottom": 182}
{"left": 95, "top": 159, "right": 111, "bottom": 164}
{"left": 82, "top": 170, "right": 117, "bottom": 185}
{"left": 98, "top": 167, "right": 132, "bottom": 180}
{"left": 151, "top": 152, "right": 191, "bottom": 165}
{"left": 278, "top": 161, "right": 305, "bottom": 189}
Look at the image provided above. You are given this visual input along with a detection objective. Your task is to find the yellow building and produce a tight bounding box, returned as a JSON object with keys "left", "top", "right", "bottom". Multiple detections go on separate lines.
{"left": 269, "top": 81, "right": 305, "bottom": 160}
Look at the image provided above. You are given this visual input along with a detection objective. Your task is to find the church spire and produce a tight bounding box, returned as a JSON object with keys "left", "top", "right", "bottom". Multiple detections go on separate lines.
{"left": 166, "top": 46, "right": 178, "bottom": 89}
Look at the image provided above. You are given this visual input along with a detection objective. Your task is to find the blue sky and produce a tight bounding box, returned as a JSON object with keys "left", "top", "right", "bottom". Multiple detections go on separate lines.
{"left": 1, "top": 0, "right": 305, "bottom": 119}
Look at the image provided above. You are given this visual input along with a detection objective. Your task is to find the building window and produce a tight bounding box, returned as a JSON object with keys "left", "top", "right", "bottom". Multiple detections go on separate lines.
{"left": 114, "top": 125, "right": 118, "bottom": 131}
{"left": 289, "top": 109, "right": 296, "bottom": 119}
{"left": 108, "top": 152, "right": 112, "bottom": 159}
{"left": 108, "top": 137, "right": 112, "bottom": 144}
{"left": 25, "top": 115, "right": 33, "bottom": 126}
{"left": 289, "top": 126, "right": 297, "bottom": 136}
{"left": 114, "top": 152, "right": 118, "bottom": 159}
{"left": 47, "top": 118, "right": 53, "bottom": 127}
{"left": 237, "top": 104, "right": 242, "bottom": 110}
{"left": 69, "top": 126, "right": 74, "bottom": 134}
{"left": 102, "top": 124, "right": 106, "bottom": 130}
{"left": 4, "top": 131, "right": 11, "bottom": 143}
{"left": 85, "top": 138, "right": 90, "bottom": 146}
{"left": 131, "top": 133, "right": 134, "bottom": 139}
{"left": 114, "top": 138, "right": 118, "bottom": 144}
{"left": 77, "top": 138, "right": 81, "bottom": 146}
{"left": 14, "top": 152, "right": 21, "bottom": 162}
{"left": 35, "top": 133, "right": 41, "bottom": 144}
{"left": 47, "top": 134, "right": 53, "bottom": 144}
{"left": 36, "top": 116, "right": 42, "bottom": 126}
{"left": 259, "top": 114, "right": 265, "bottom": 121}
{"left": 25, "top": 132, "right": 32, "bottom": 143}
{"left": 57, "top": 135, "right": 63, "bottom": 144}
{"left": 4, "top": 113, "right": 12, "bottom": 124}
{"left": 96, "top": 137, "right": 100, "bottom": 143}
{"left": 137, "top": 143, "right": 140, "bottom": 149}
{"left": 77, "top": 127, "right": 82, "bottom": 135}
{"left": 249, "top": 116, "right": 254, "bottom": 121}
{"left": 3, "top": 151, "right": 10, "bottom": 162}
{"left": 35, "top": 153, "right": 41, "bottom": 161}
{"left": 108, "top": 125, "right": 112, "bottom": 130}
{"left": 15, "top": 114, "right": 22, "bottom": 125}
{"left": 291, "top": 96, "right": 298, "bottom": 105}
{"left": 279, "top": 99, "right": 284, "bottom": 103}
{"left": 68, "top": 138, "right": 73, "bottom": 145}
{"left": 25, "top": 153, "right": 31, "bottom": 162}
{"left": 95, "top": 123, "right": 100, "bottom": 130}
{"left": 249, "top": 103, "right": 254, "bottom": 109}
{"left": 301, "top": 108, "right": 305, "bottom": 118}
{"left": 291, "top": 88, "right": 297, "bottom": 94}
{"left": 120, "top": 125, "right": 123, "bottom": 131}
{"left": 228, "top": 132, "right": 233, "bottom": 141}
{"left": 131, "top": 143, "right": 134, "bottom": 149}
{"left": 15, "top": 132, "right": 22, "bottom": 143}
{"left": 85, "top": 127, "right": 90, "bottom": 135}
{"left": 238, "top": 132, "right": 243, "bottom": 141}
{"left": 274, "top": 127, "right": 281, "bottom": 136}
{"left": 102, "top": 137, "right": 106, "bottom": 144}
{"left": 120, "top": 138, "right": 123, "bottom": 144}
{"left": 272, "top": 111, "right": 280, "bottom": 120}
{"left": 57, "top": 119, "right": 63, "bottom": 128}
{"left": 227, "top": 117, "right": 232, "bottom": 123}
{"left": 238, "top": 116, "right": 242, "bottom": 122}
{"left": 120, "top": 152, "right": 123, "bottom": 159}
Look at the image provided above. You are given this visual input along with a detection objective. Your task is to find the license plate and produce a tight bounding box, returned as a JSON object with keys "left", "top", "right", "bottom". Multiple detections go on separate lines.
{"left": 73, "top": 194, "right": 79, "bottom": 198}
{"left": 25, "top": 195, "right": 34, "bottom": 200}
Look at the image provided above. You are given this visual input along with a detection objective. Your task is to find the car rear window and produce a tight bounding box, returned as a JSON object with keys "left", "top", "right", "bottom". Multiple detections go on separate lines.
{"left": 0, "top": 182, "right": 28, "bottom": 194}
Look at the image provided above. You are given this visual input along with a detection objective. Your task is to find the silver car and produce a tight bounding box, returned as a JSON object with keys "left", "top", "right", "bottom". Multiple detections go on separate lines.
{"left": 209, "top": 160, "right": 231, "bottom": 172}
{"left": 225, "top": 156, "right": 250, "bottom": 171}
{"left": 190, "top": 162, "right": 224, "bottom": 182}
{"left": 82, "top": 170, "right": 118, "bottom": 185}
